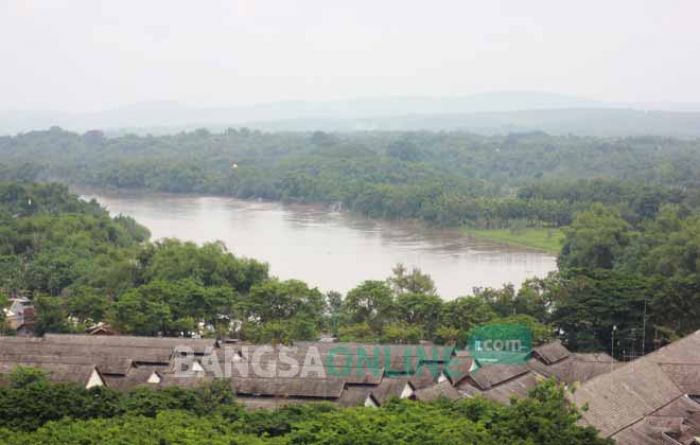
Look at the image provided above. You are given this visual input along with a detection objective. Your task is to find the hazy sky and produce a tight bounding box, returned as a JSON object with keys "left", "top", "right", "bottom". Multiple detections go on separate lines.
{"left": 2, "top": 0, "right": 699, "bottom": 112}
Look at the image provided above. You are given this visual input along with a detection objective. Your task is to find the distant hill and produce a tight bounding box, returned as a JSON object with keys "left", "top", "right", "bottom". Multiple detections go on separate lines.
{"left": 2, "top": 91, "right": 700, "bottom": 137}
{"left": 246, "top": 108, "right": 700, "bottom": 138}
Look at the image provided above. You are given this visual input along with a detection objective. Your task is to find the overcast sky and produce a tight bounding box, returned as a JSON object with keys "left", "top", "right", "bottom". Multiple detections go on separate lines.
{"left": 2, "top": 0, "right": 699, "bottom": 112}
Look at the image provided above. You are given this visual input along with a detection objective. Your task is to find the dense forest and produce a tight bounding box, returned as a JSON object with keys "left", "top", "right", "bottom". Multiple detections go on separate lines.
{"left": 0, "top": 367, "right": 609, "bottom": 445}
{"left": 0, "top": 127, "right": 697, "bottom": 229}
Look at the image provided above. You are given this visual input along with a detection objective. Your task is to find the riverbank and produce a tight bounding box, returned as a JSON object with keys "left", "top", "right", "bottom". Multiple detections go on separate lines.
{"left": 462, "top": 227, "right": 564, "bottom": 254}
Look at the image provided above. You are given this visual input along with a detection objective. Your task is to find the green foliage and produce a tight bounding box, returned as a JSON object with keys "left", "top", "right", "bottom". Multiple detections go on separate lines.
{"left": 388, "top": 263, "right": 437, "bottom": 295}
{"left": 34, "top": 295, "right": 71, "bottom": 335}
{"left": 343, "top": 280, "right": 395, "bottom": 333}
{"left": 381, "top": 322, "right": 423, "bottom": 343}
{"left": 554, "top": 203, "right": 700, "bottom": 352}
{"left": 140, "top": 239, "right": 268, "bottom": 293}
{"left": 0, "top": 376, "right": 611, "bottom": 445}
{"left": 7, "top": 366, "right": 48, "bottom": 388}
{"left": 337, "top": 322, "right": 376, "bottom": 342}
{"left": 559, "top": 204, "right": 631, "bottom": 270}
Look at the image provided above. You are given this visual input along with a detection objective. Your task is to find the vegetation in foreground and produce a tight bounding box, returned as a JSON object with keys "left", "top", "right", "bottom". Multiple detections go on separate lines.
{"left": 0, "top": 368, "right": 610, "bottom": 445}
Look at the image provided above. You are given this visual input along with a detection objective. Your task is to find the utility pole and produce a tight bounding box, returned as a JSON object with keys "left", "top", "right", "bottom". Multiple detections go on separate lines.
{"left": 610, "top": 325, "right": 617, "bottom": 389}
{"left": 641, "top": 298, "right": 647, "bottom": 356}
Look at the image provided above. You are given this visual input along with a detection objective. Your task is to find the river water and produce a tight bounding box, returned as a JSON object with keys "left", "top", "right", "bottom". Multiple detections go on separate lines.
{"left": 82, "top": 190, "right": 557, "bottom": 299}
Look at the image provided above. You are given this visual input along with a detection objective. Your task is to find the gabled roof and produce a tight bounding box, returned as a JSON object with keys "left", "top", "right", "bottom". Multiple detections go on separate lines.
{"left": 527, "top": 352, "right": 617, "bottom": 385}
{"left": 103, "top": 367, "right": 158, "bottom": 390}
{"left": 570, "top": 330, "right": 700, "bottom": 439}
{"left": 408, "top": 365, "right": 441, "bottom": 389}
{"left": 414, "top": 381, "right": 463, "bottom": 402}
{"left": 369, "top": 378, "right": 415, "bottom": 405}
{"left": 337, "top": 385, "right": 376, "bottom": 407}
{"left": 467, "top": 371, "right": 541, "bottom": 404}
{"left": 443, "top": 357, "right": 474, "bottom": 385}
{"left": 468, "top": 363, "right": 530, "bottom": 390}
{"left": 532, "top": 340, "right": 570, "bottom": 365}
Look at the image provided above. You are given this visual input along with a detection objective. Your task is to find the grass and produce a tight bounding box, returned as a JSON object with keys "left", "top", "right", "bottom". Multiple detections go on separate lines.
{"left": 462, "top": 227, "right": 565, "bottom": 254}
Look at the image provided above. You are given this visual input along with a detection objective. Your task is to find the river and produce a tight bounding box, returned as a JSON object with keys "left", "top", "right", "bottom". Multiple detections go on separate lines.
{"left": 81, "top": 190, "right": 557, "bottom": 299}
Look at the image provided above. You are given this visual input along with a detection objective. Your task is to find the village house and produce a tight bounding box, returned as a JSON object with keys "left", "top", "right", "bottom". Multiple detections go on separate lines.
{"left": 3, "top": 297, "right": 36, "bottom": 333}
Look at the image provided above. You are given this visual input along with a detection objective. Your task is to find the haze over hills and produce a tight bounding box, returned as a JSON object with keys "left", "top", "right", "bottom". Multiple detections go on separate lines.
{"left": 2, "top": 91, "right": 700, "bottom": 137}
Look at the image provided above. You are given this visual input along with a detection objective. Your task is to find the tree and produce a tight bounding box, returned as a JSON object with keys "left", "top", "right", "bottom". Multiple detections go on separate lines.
{"left": 246, "top": 279, "right": 324, "bottom": 324}
{"left": 67, "top": 287, "right": 111, "bottom": 323}
{"left": 109, "top": 287, "right": 172, "bottom": 336}
{"left": 441, "top": 296, "right": 497, "bottom": 335}
{"left": 381, "top": 322, "right": 423, "bottom": 344}
{"left": 550, "top": 269, "right": 649, "bottom": 352}
{"left": 388, "top": 263, "right": 437, "bottom": 295}
{"left": 337, "top": 322, "right": 375, "bottom": 342}
{"left": 343, "top": 281, "right": 395, "bottom": 333}
{"left": 559, "top": 204, "right": 631, "bottom": 270}
{"left": 140, "top": 239, "right": 268, "bottom": 293}
{"left": 395, "top": 292, "right": 443, "bottom": 337}
{"left": 34, "top": 295, "right": 70, "bottom": 335}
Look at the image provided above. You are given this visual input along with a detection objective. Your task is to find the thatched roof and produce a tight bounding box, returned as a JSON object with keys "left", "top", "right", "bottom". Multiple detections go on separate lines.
{"left": 570, "top": 330, "right": 700, "bottom": 439}
{"left": 468, "top": 363, "right": 530, "bottom": 390}
{"left": 43, "top": 334, "right": 217, "bottom": 354}
{"left": 0, "top": 337, "right": 172, "bottom": 365}
{"left": 293, "top": 342, "right": 454, "bottom": 362}
{"left": 659, "top": 364, "right": 700, "bottom": 394}
{"left": 0, "top": 360, "right": 101, "bottom": 387}
{"left": 0, "top": 353, "right": 133, "bottom": 376}
{"left": 101, "top": 366, "right": 170, "bottom": 390}
{"left": 611, "top": 396, "right": 700, "bottom": 445}
{"left": 408, "top": 365, "right": 441, "bottom": 389}
{"left": 527, "top": 352, "right": 617, "bottom": 385}
{"left": 232, "top": 377, "right": 345, "bottom": 399}
{"left": 572, "top": 358, "right": 682, "bottom": 437}
{"left": 475, "top": 372, "right": 541, "bottom": 404}
{"left": 206, "top": 348, "right": 385, "bottom": 383}
{"left": 370, "top": 378, "right": 414, "bottom": 405}
{"left": 414, "top": 381, "right": 463, "bottom": 402}
{"left": 532, "top": 340, "right": 570, "bottom": 365}
{"left": 158, "top": 373, "right": 215, "bottom": 389}
{"left": 337, "top": 386, "right": 375, "bottom": 407}
{"left": 443, "top": 357, "right": 474, "bottom": 385}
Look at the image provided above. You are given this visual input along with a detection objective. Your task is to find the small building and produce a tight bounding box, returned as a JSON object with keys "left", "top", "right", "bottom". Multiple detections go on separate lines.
{"left": 4, "top": 297, "right": 35, "bottom": 330}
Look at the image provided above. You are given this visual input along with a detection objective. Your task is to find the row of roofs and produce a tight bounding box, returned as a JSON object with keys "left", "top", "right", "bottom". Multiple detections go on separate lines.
{"left": 0, "top": 334, "right": 618, "bottom": 410}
